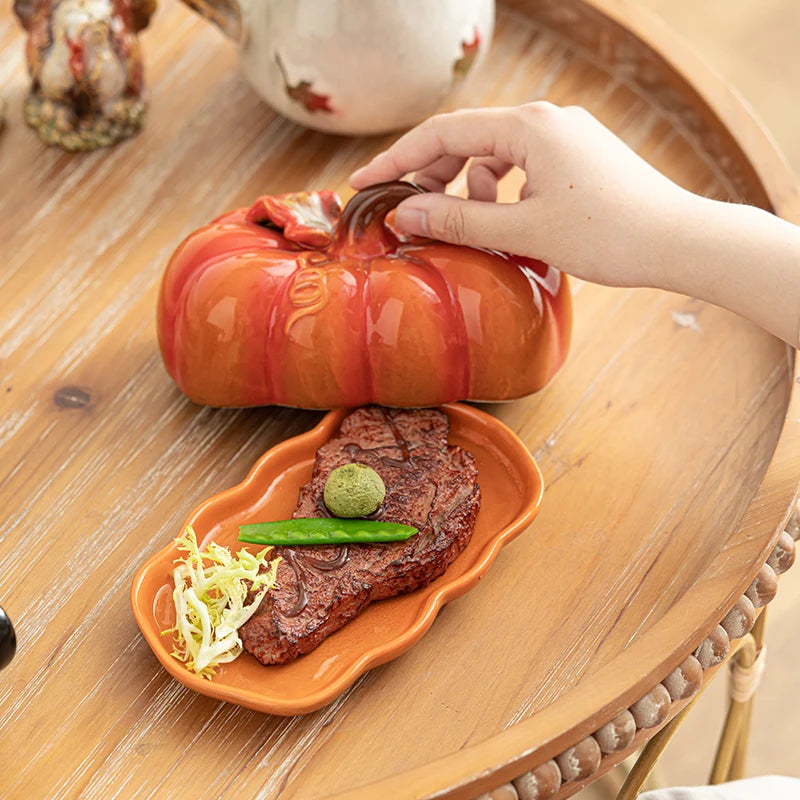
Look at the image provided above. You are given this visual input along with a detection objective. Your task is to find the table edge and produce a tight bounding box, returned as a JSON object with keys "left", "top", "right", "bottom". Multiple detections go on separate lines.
{"left": 320, "top": 0, "right": 800, "bottom": 797}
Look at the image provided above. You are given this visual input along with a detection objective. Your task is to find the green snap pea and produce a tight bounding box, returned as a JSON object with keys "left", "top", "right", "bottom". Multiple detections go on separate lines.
{"left": 238, "top": 518, "right": 418, "bottom": 546}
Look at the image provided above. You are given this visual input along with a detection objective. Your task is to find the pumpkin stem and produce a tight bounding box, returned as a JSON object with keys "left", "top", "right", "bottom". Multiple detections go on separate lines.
{"left": 335, "top": 181, "right": 426, "bottom": 255}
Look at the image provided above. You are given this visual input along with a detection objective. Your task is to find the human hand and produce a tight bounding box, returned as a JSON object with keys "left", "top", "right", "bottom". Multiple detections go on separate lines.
{"left": 350, "top": 103, "right": 694, "bottom": 288}
{"left": 351, "top": 102, "right": 800, "bottom": 348}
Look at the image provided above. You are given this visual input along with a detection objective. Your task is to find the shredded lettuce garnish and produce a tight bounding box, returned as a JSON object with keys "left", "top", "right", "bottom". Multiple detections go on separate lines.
{"left": 164, "top": 525, "right": 280, "bottom": 679}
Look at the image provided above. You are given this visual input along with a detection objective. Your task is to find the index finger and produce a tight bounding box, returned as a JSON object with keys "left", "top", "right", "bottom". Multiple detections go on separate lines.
{"left": 350, "top": 106, "right": 524, "bottom": 189}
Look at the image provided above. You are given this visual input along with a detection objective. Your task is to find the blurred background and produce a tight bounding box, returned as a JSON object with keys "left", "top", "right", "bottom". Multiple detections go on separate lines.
{"left": 641, "top": 0, "right": 800, "bottom": 175}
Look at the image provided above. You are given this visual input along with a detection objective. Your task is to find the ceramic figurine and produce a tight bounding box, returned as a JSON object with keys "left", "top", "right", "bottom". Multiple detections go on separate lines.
{"left": 13, "top": 0, "right": 157, "bottom": 151}
{"left": 181, "top": 0, "right": 495, "bottom": 135}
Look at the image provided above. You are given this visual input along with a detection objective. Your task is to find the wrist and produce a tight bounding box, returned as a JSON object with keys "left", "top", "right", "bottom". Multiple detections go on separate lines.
{"left": 644, "top": 188, "right": 713, "bottom": 295}
{"left": 654, "top": 193, "right": 800, "bottom": 348}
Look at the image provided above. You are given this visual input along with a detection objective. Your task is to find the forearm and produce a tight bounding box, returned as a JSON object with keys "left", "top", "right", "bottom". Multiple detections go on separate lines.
{"left": 654, "top": 193, "right": 800, "bottom": 348}
{"left": 350, "top": 103, "right": 800, "bottom": 347}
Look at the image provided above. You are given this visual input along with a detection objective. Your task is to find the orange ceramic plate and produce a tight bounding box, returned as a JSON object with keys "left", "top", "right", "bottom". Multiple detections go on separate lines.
{"left": 130, "top": 403, "right": 543, "bottom": 715}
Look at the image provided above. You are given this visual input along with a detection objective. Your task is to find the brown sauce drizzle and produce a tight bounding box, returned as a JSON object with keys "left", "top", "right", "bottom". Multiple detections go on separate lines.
{"left": 375, "top": 453, "right": 408, "bottom": 468}
{"left": 282, "top": 549, "right": 308, "bottom": 617}
{"left": 282, "top": 545, "right": 351, "bottom": 617}
{"left": 314, "top": 497, "right": 334, "bottom": 517}
{"left": 341, "top": 409, "right": 413, "bottom": 468}
{"left": 381, "top": 408, "right": 411, "bottom": 461}
{"left": 302, "top": 547, "right": 350, "bottom": 571}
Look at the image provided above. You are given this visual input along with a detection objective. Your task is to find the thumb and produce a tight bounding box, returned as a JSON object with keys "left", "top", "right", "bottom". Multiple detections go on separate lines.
{"left": 394, "top": 193, "right": 535, "bottom": 254}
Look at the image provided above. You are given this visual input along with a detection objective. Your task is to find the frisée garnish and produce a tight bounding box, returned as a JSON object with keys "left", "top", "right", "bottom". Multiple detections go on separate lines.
{"left": 165, "top": 525, "right": 281, "bottom": 678}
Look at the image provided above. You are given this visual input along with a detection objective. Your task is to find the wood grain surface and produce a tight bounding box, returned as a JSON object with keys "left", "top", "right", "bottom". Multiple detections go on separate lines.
{"left": 1, "top": 1, "right": 798, "bottom": 799}
{"left": 594, "top": 1, "right": 800, "bottom": 791}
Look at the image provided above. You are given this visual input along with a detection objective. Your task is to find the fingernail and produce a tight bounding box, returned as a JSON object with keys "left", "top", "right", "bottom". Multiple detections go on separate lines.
{"left": 395, "top": 206, "right": 429, "bottom": 236}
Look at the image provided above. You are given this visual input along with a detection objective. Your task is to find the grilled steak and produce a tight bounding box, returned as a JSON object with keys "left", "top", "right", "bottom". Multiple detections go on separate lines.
{"left": 240, "top": 406, "right": 480, "bottom": 665}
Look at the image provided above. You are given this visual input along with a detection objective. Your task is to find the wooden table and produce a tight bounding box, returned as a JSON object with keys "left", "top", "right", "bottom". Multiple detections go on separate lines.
{"left": 2, "top": 1, "right": 799, "bottom": 799}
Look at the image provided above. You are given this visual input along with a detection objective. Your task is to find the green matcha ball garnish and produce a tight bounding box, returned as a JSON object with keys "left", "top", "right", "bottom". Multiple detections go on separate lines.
{"left": 323, "top": 463, "right": 386, "bottom": 518}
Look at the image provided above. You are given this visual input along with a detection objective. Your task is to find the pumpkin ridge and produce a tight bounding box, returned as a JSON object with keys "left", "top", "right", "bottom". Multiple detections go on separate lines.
{"left": 171, "top": 264, "right": 206, "bottom": 391}
{"left": 256, "top": 264, "right": 279, "bottom": 407}
{"left": 265, "top": 257, "right": 302, "bottom": 407}
{"left": 361, "top": 258, "right": 374, "bottom": 406}
{"left": 394, "top": 248, "right": 471, "bottom": 401}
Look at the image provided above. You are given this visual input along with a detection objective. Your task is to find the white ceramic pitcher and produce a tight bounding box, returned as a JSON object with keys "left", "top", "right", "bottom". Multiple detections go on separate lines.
{"left": 183, "top": 0, "right": 495, "bottom": 135}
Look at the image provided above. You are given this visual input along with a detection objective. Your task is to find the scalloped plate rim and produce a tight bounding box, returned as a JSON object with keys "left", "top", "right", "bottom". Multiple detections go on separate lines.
{"left": 130, "top": 403, "right": 543, "bottom": 715}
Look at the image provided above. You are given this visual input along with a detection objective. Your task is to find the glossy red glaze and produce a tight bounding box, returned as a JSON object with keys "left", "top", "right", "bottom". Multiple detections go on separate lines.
{"left": 157, "top": 182, "right": 572, "bottom": 408}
